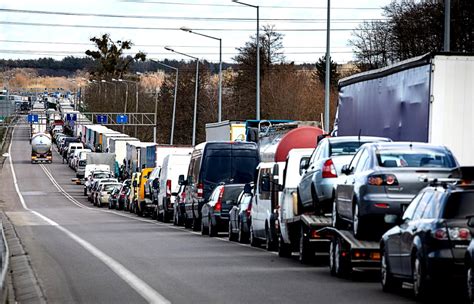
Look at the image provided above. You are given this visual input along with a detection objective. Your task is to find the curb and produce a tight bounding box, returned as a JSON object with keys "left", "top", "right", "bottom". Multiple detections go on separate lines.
{"left": 1, "top": 213, "right": 46, "bottom": 304}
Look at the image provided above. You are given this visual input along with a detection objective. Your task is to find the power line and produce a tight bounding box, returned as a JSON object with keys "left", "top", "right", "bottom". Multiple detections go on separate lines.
{"left": 0, "top": 21, "right": 358, "bottom": 32}
{"left": 120, "top": 0, "right": 382, "bottom": 10}
{"left": 0, "top": 8, "right": 387, "bottom": 23}
{"left": 0, "top": 39, "right": 352, "bottom": 49}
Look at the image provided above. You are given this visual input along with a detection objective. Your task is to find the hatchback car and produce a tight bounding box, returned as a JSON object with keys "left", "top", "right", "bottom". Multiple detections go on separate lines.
{"left": 201, "top": 184, "right": 246, "bottom": 237}
{"left": 228, "top": 184, "right": 253, "bottom": 243}
{"left": 298, "top": 136, "right": 390, "bottom": 214}
{"left": 98, "top": 183, "right": 121, "bottom": 207}
{"left": 108, "top": 185, "right": 122, "bottom": 209}
{"left": 334, "top": 142, "right": 458, "bottom": 238}
{"left": 381, "top": 176, "right": 474, "bottom": 299}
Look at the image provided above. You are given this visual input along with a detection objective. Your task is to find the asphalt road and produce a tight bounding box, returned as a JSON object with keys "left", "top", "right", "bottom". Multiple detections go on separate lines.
{"left": 0, "top": 123, "right": 419, "bottom": 304}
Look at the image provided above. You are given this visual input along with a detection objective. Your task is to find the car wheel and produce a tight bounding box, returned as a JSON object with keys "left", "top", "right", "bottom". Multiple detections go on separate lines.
{"left": 381, "top": 248, "right": 401, "bottom": 292}
{"left": 278, "top": 236, "right": 292, "bottom": 258}
{"left": 192, "top": 217, "right": 201, "bottom": 232}
{"left": 352, "top": 203, "right": 365, "bottom": 239}
{"left": 250, "top": 224, "right": 259, "bottom": 247}
{"left": 329, "top": 239, "right": 336, "bottom": 276}
{"left": 184, "top": 215, "right": 192, "bottom": 229}
{"left": 173, "top": 211, "right": 178, "bottom": 226}
{"left": 201, "top": 217, "right": 209, "bottom": 235}
{"left": 238, "top": 221, "right": 248, "bottom": 244}
{"left": 163, "top": 208, "right": 170, "bottom": 223}
{"left": 467, "top": 266, "right": 474, "bottom": 303}
{"left": 151, "top": 207, "right": 157, "bottom": 220}
{"left": 332, "top": 200, "right": 344, "bottom": 229}
{"left": 83, "top": 188, "right": 87, "bottom": 196}
{"left": 299, "top": 226, "right": 314, "bottom": 264}
{"left": 413, "top": 253, "right": 429, "bottom": 300}
{"left": 333, "top": 237, "right": 349, "bottom": 277}
{"left": 209, "top": 216, "right": 217, "bottom": 237}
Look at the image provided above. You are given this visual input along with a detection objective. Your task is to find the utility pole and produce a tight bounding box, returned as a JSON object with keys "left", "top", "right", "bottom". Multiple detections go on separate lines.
{"left": 444, "top": 0, "right": 451, "bottom": 52}
{"left": 324, "top": 0, "right": 331, "bottom": 133}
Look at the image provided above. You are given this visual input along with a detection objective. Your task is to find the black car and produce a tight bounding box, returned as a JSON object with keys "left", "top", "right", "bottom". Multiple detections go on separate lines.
{"left": 201, "top": 184, "right": 246, "bottom": 237}
{"left": 381, "top": 175, "right": 474, "bottom": 299}
{"left": 228, "top": 184, "right": 253, "bottom": 243}
{"left": 181, "top": 141, "right": 260, "bottom": 231}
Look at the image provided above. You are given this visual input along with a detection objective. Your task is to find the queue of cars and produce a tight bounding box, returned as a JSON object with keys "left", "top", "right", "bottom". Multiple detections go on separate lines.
{"left": 52, "top": 122, "right": 474, "bottom": 302}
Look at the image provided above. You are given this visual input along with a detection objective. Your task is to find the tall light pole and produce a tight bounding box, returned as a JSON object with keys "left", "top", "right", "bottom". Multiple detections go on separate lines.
{"left": 181, "top": 27, "right": 222, "bottom": 122}
{"left": 102, "top": 80, "right": 118, "bottom": 108}
{"left": 444, "top": 0, "right": 451, "bottom": 52}
{"left": 117, "top": 79, "right": 133, "bottom": 132}
{"left": 324, "top": 0, "right": 331, "bottom": 132}
{"left": 134, "top": 72, "right": 142, "bottom": 138}
{"left": 232, "top": 0, "right": 260, "bottom": 120}
{"left": 151, "top": 59, "right": 179, "bottom": 145}
{"left": 165, "top": 47, "right": 199, "bottom": 146}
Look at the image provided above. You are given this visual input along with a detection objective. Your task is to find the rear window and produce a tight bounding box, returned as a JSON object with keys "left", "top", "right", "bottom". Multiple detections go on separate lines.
{"left": 330, "top": 141, "right": 373, "bottom": 156}
{"left": 202, "top": 153, "right": 258, "bottom": 184}
{"left": 443, "top": 192, "right": 474, "bottom": 219}
{"left": 103, "top": 184, "right": 117, "bottom": 191}
{"left": 376, "top": 149, "right": 456, "bottom": 168}
{"left": 223, "top": 186, "right": 245, "bottom": 203}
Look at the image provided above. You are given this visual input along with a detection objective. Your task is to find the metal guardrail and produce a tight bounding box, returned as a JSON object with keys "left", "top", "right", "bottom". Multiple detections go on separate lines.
{"left": 0, "top": 222, "right": 10, "bottom": 304}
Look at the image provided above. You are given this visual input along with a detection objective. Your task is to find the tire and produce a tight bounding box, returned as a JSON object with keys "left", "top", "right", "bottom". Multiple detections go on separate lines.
{"left": 151, "top": 207, "right": 157, "bottom": 220}
{"left": 184, "top": 215, "right": 192, "bottom": 229}
{"left": 413, "top": 253, "right": 429, "bottom": 300}
{"left": 209, "top": 216, "right": 217, "bottom": 237}
{"left": 250, "top": 224, "right": 259, "bottom": 247}
{"left": 381, "top": 248, "right": 401, "bottom": 292}
{"left": 332, "top": 237, "right": 349, "bottom": 277}
{"left": 352, "top": 202, "right": 365, "bottom": 239}
{"left": 265, "top": 225, "right": 277, "bottom": 251}
{"left": 467, "top": 265, "right": 474, "bottom": 304}
{"left": 228, "top": 221, "right": 237, "bottom": 242}
{"left": 332, "top": 200, "right": 344, "bottom": 229}
{"left": 201, "top": 217, "right": 209, "bottom": 235}
{"left": 173, "top": 211, "right": 178, "bottom": 226}
{"left": 238, "top": 221, "right": 249, "bottom": 244}
{"left": 329, "top": 238, "right": 336, "bottom": 276}
{"left": 83, "top": 188, "right": 87, "bottom": 196}
{"left": 299, "top": 226, "right": 314, "bottom": 264}
{"left": 163, "top": 209, "right": 170, "bottom": 223}
{"left": 278, "top": 236, "right": 292, "bottom": 258}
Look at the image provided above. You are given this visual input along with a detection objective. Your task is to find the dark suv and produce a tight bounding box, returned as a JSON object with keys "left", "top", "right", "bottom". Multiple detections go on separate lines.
{"left": 381, "top": 169, "right": 474, "bottom": 300}
{"left": 180, "top": 142, "right": 259, "bottom": 231}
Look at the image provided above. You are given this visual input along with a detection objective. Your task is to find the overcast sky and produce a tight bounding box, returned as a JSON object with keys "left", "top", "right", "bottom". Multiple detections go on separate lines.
{"left": 0, "top": 0, "right": 393, "bottom": 64}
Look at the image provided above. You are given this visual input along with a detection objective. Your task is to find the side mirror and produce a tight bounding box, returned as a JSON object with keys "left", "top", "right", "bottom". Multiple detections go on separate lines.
{"left": 178, "top": 174, "right": 187, "bottom": 186}
{"left": 243, "top": 183, "right": 252, "bottom": 194}
{"left": 152, "top": 179, "right": 159, "bottom": 189}
{"left": 341, "top": 164, "right": 352, "bottom": 175}
{"left": 467, "top": 216, "right": 474, "bottom": 228}
{"left": 299, "top": 157, "right": 310, "bottom": 174}
{"left": 132, "top": 180, "right": 138, "bottom": 188}
{"left": 261, "top": 174, "right": 271, "bottom": 192}
{"left": 272, "top": 163, "right": 279, "bottom": 176}
{"left": 384, "top": 214, "right": 402, "bottom": 225}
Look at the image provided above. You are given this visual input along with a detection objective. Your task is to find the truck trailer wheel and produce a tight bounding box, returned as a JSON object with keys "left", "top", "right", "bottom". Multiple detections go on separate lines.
{"left": 333, "top": 237, "right": 350, "bottom": 277}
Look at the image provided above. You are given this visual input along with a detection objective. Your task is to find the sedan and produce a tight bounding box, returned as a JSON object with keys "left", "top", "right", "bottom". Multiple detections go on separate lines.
{"left": 381, "top": 178, "right": 474, "bottom": 300}
{"left": 201, "top": 184, "right": 246, "bottom": 237}
{"left": 108, "top": 186, "right": 121, "bottom": 209}
{"left": 98, "top": 183, "right": 122, "bottom": 207}
{"left": 228, "top": 184, "right": 253, "bottom": 243}
{"left": 334, "top": 142, "right": 458, "bottom": 238}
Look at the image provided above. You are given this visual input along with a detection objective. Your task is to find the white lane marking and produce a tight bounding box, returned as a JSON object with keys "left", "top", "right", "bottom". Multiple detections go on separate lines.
{"left": 9, "top": 128, "right": 171, "bottom": 304}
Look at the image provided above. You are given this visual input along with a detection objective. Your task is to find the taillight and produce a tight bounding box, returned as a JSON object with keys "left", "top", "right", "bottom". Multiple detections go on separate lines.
{"left": 322, "top": 159, "right": 337, "bottom": 178}
{"left": 214, "top": 187, "right": 224, "bottom": 212}
{"left": 166, "top": 179, "right": 172, "bottom": 197}
{"left": 432, "top": 227, "right": 471, "bottom": 241}
{"left": 197, "top": 183, "right": 204, "bottom": 198}
{"left": 246, "top": 202, "right": 252, "bottom": 218}
{"left": 368, "top": 174, "right": 399, "bottom": 186}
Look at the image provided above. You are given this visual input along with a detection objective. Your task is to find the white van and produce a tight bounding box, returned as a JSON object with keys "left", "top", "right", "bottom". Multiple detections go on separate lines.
{"left": 67, "top": 142, "right": 84, "bottom": 161}
{"left": 154, "top": 153, "right": 192, "bottom": 222}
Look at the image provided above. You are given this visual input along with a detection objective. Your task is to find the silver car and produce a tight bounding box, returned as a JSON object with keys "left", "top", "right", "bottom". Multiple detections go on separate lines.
{"left": 334, "top": 142, "right": 459, "bottom": 239}
{"left": 297, "top": 136, "right": 390, "bottom": 214}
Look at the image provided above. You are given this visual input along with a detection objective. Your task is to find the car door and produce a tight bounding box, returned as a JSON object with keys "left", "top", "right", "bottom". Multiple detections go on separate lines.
{"left": 255, "top": 168, "right": 271, "bottom": 237}
{"left": 298, "top": 143, "right": 324, "bottom": 206}
{"left": 385, "top": 192, "right": 424, "bottom": 276}
{"left": 400, "top": 191, "right": 433, "bottom": 277}
{"left": 336, "top": 149, "right": 364, "bottom": 220}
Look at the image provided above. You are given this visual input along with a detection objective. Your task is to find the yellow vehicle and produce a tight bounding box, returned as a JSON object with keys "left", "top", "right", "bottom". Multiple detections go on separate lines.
{"left": 135, "top": 168, "right": 154, "bottom": 216}
{"left": 129, "top": 172, "right": 141, "bottom": 213}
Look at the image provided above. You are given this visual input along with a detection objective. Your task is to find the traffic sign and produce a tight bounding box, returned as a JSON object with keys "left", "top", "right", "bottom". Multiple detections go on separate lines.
{"left": 66, "top": 113, "right": 77, "bottom": 121}
{"left": 116, "top": 114, "right": 128, "bottom": 124}
{"left": 96, "top": 115, "right": 108, "bottom": 124}
{"left": 27, "top": 114, "right": 39, "bottom": 123}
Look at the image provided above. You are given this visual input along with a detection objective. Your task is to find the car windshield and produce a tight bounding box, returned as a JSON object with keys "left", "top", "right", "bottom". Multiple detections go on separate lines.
{"left": 330, "top": 141, "right": 371, "bottom": 156}
{"left": 376, "top": 149, "right": 456, "bottom": 168}
{"left": 94, "top": 173, "right": 110, "bottom": 179}
{"left": 443, "top": 192, "right": 474, "bottom": 219}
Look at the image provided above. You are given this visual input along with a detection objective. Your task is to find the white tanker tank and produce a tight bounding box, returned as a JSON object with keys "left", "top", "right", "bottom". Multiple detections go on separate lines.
{"left": 31, "top": 132, "right": 52, "bottom": 163}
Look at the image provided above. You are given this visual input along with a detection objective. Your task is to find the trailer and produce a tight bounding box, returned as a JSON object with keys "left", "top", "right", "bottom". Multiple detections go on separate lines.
{"left": 205, "top": 120, "right": 246, "bottom": 141}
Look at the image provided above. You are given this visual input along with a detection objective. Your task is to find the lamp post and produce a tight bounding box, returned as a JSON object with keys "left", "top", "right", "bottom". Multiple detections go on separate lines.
{"left": 232, "top": 0, "right": 260, "bottom": 120}
{"left": 134, "top": 72, "right": 142, "bottom": 138}
{"left": 151, "top": 59, "right": 179, "bottom": 145}
{"left": 324, "top": 0, "right": 331, "bottom": 132}
{"left": 165, "top": 46, "right": 199, "bottom": 146}
{"left": 117, "top": 79, "right": 138, "bottom": 134}
{"left": 181, "top": 27, "right": 222, "bottom": 122}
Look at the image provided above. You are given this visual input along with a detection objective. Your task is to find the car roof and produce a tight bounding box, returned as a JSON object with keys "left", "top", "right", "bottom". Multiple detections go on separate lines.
{"left": 366, "top": 141, "right": 448, "bottom": 151}
{"left": 327, "top": 136, "right": 391, "bottom": 143}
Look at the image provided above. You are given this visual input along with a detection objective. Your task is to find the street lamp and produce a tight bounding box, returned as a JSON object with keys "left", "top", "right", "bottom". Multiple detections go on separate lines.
{"left": 324, "top": 0, "right": 331, "bottom": 132}
{"left": 116, "top": 79, "right": 138, "bottom": 135}
{"left": 150, "top": 59, "right": 179, "bottom": 145}
{"left": 181, "top": 26, "right": 222, "bottom": 122}
{"left": 232, "top": 0, "right": 260, "bottom": 120}
{"left": 165, "top": 46, "right": 199, "bottom": 146}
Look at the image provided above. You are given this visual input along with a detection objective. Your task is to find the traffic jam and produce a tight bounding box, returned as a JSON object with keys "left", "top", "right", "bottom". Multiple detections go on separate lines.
{"left": 32, "top": 53, "right": 473, "bottom": 302}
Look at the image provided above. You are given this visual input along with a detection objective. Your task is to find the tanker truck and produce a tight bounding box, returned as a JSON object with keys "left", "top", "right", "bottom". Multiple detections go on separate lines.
{"left": 31, "top": 132, "right": 52, "bottom": 163}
